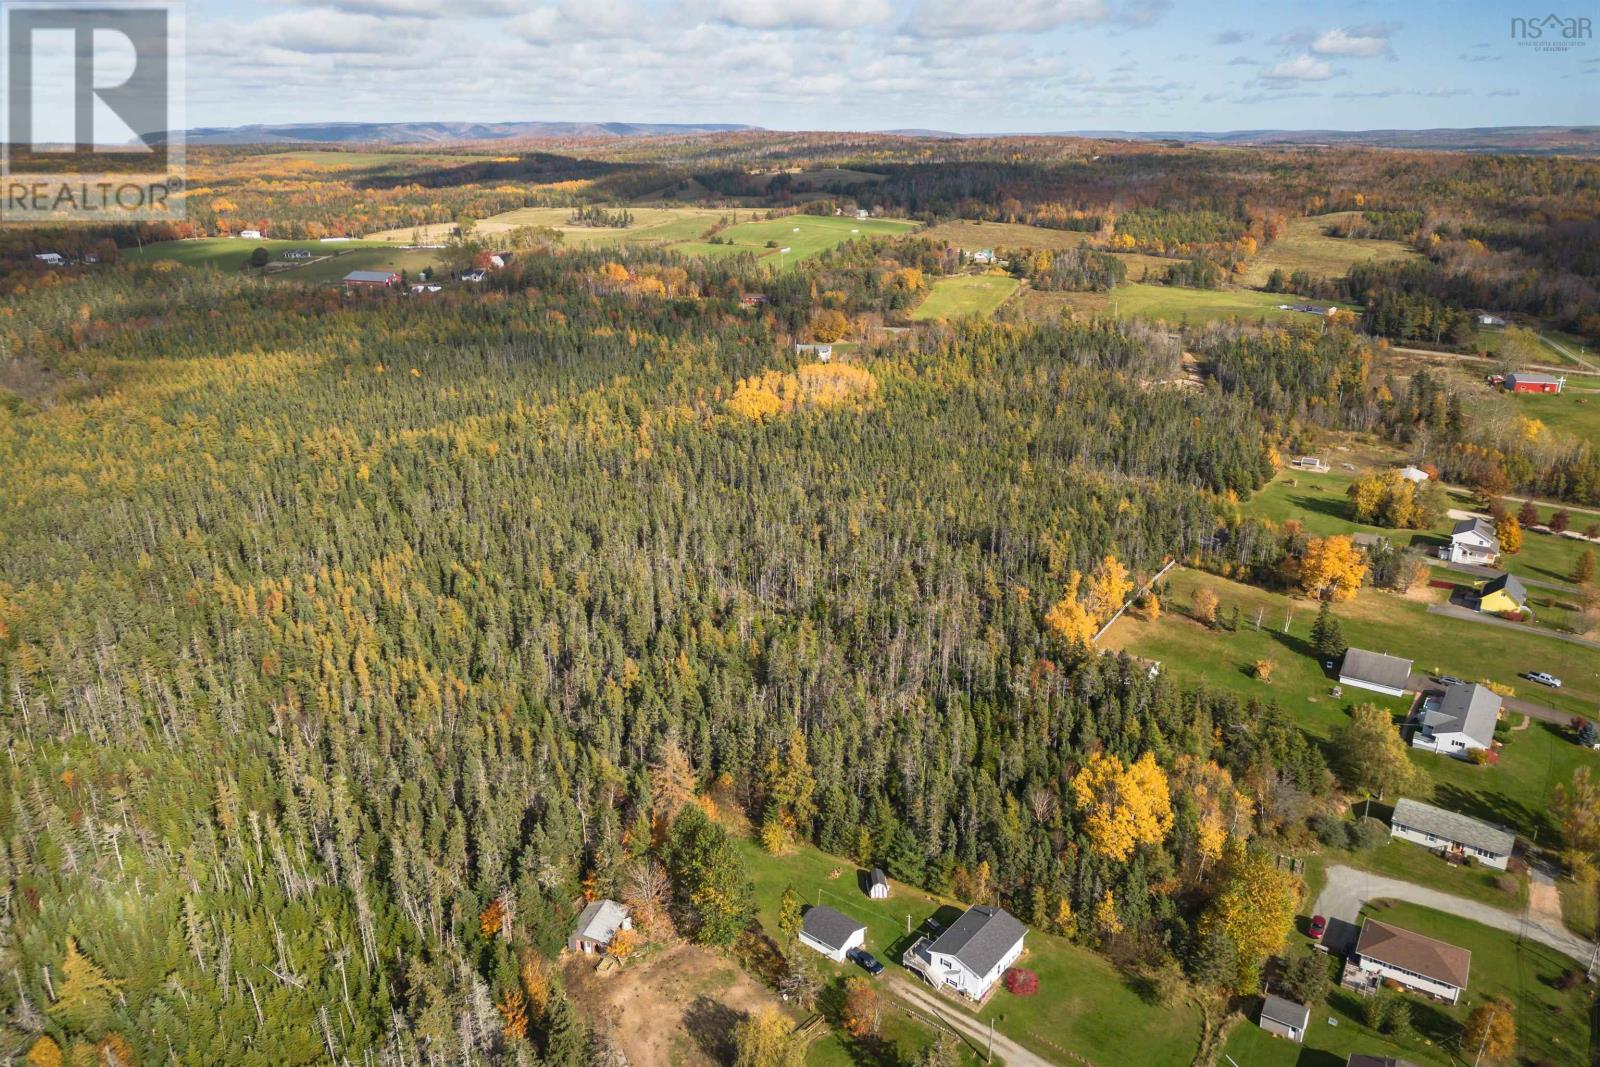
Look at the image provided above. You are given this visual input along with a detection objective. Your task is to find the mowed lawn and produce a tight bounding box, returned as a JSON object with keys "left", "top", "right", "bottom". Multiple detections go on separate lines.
{"left": 1506, "top": 387, "right": 1600, "bottom": 446}
{"left": 1102, "top": 567, "right": 1600, "bottom": 837}
{"left": 1222, "top": 899, "right": 1591, "bottom": 1067}
{"left": 1240, "top": 212, "right": 1419, "bottom": 288}
{"left": 365, "top": 206, "right": 725, "bottom": 246}
{"left": 737, "top": 838, "right": 1202, "bottom": 1067}
{"left": 1244, "top": 465, "right": 1597, "bottom": 587}
{"left": 909, "top": 274, "right": 1021, "bottom": 320}
{"left": 125, "top": 238, "right": 440, "bottom": 282}
{"left": 676, "top": 215, "right": 918, "bottom": 267}
{"left": 1019, "top": 283, "right": 1314, "bottom": 325}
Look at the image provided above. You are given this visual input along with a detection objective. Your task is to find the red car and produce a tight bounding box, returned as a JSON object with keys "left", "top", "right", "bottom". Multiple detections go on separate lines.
{"left": 1308, "top": 915, "right": 1327, "bottom": 941}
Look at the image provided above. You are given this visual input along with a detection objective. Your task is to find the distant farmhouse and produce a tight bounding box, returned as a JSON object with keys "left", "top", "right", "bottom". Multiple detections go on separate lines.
{"left": 1289, "top": 456, "right": 1330, "bottom": 473}
{"left": 238, "top": 230, "right": 263, "bottom": 240}
{"left": 1338, "top": 648, "right": 1413, "bottom": 698}
{"left": 903, "top": 905, "right": 1026, "bottom": 1001}
{"left": 1476, "top": 312, "right": 1506, "bottom": 327}
{"left": 1440, "top": 517, "right": 1499, "bottom": 566}
{"left": 1389, "top": 797, "right": 1514, "bottom": 870}
{"left": 798, "top": 904, "right": 866, "bottom": 963}
{"left": 969, "top": 249, "right": 997, "bottom": 265}
{"left": 1397, "top": 465, "right": 1429, "bottom": 483}
{"left": 1504, "top": 371, "right": 1565, "bottom": 395}
{"left": 1409, "top": 682, "right": 1500, "bottom": 757}
{"left": 795, "top": 342, "right": 833, "bottom": 362}
{"left": 1475, "top": 572, "right": 1528, "bottom": 615}
{"left": 1347, "top": 919, "right": 1470, "bottom": 1004}
{"left": 343, "top": 270, "right": 400, "bottom": 288}
{"left": 34, "top": 252, "right": 66, "bottom": 267}
{"left": 568, "top": 899, "right": 630, "bottom": 954}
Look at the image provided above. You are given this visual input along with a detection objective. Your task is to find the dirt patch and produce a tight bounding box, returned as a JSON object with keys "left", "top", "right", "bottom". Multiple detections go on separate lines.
{"left": 1528, "top": 875, "right": 1566, "bottom": 932}
{"left": 565, "top": 941, "right": 786, "bottom": 1067}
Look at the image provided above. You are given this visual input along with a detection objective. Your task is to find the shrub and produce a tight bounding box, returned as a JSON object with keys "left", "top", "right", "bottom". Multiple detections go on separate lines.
{"left": 1003, "top": 967, "right": 1039, "bottom": 996}
{"left": 1495, "top": 874, "right": 1520, "bottom": 896}
{"left": 1555, "top": 968, "right": 1584, "bottom": 991}
{"left": 1352, "top": 816, "right": 1389, "bottom": 851}
{"left": 1311, "top": 812, "right": 1352, "bottom": 848}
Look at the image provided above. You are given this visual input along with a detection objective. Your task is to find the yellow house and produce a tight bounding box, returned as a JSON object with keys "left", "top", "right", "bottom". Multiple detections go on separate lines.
{"left": 1476, "top": 572, "right": 1528, "bottom": 615}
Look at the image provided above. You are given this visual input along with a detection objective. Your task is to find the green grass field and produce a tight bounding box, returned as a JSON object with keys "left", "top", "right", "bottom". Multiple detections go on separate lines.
{"left": 126, "top": 238, "right": 442, "bottom": 283}
{"left": 1020, "top": 283, "right": 1316, "bottom": 325}
{"left": 365, "top": 206, "right": 727, "bottom": 246}
{"left": 909, "top": 274, "right": 1021, "bottom": 320}
{"left": 675, "top": 215, "right": 918, "bottom": 268}
{"left": 1104, "top": 568, "right": 1600, "bottom": 837}
{"left": 1222, "top": 898, "right": 1591, "bottom": 1067}
{"left": 1323, "top": 832, "right": 1527, "bottom": 913}
{"left": 738, "top": 838, "right": 1202, "bottom": 1067}
{"left": 1240, "top": 212, "right": 1419, "bottom": 288}
{"left": 1507, "top": 388, "right": 1600, "bottom": 446}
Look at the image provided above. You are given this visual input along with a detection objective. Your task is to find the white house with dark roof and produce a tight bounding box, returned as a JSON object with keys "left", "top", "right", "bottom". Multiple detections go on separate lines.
{"left": 568, "top": 899, "right": 631, "bottom": 954}
{"left": 903, "top": 905, "right": 1026, "bottom": 1000}
{"left": 1389, "top": 797, "right": 1514, "bottom": 870}
{"left": 1338, "top": 648, "right": 1413, "bottom": 698}
{"left": 1259, "top": 994, "right": 1309, "bottom": 1042}
{"left": 1441, "top": 517, "right": 1499, "bottom": 566}
{"left": 798, "top": 904, "right": 866, "bottom": 963}
{"left": 1409, "top": 683, "right": 1499, "bottom": 757}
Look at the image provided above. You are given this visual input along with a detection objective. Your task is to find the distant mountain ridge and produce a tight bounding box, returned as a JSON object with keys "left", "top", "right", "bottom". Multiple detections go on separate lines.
{"left": 182, "top": 120, "right": 759, "bottom": 145}
{"left": 181, "top": 121, "right": 1600, "bottom": 154}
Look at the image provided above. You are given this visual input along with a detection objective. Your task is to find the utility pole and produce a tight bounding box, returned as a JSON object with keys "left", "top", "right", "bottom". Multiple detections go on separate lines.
{"left": 906, "top": 914, "right": 911, "bottom": 935}
{"left": 987, "top": 1019, "right": 994, "bottom": 1064}
{"left": 1283, "top": 606, "right": 1292, "bottom": 634}
{"left": 1254, "top": 607, "right": 1263, "bottom": 632}
{"left": 1472, "top": 1003, "right": 1497, "bottom": 1067}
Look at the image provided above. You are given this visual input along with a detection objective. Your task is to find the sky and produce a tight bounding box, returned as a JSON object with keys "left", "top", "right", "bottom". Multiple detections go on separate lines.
{"left": 174, "top": 0, "right": 1599, "bottom": 132}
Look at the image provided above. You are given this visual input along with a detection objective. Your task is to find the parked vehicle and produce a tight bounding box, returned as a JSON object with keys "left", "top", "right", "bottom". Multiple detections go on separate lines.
{"left": 848, "top": 947, "right": 884, "bottom": 976}
{"left": 1434, "top": 675, "right": 1464, "bottom": 687}
{"left": 1529, "top": 672, "right": 1563, "bottom": 688}
{"left": 1308, "top": 915, "right": 1327, "bottom": 941}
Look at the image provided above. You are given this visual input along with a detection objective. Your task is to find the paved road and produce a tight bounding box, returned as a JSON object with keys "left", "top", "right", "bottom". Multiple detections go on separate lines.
{"left": 886, "top": 973, "right": 1058, "bottom": 1067}
{"left": 1402, "top": 670, "right": 1582, "bottom": 729}
{"left": 1435, "top": 558, "right": 1578, "bottom": 594}
{"left": 1314, "top": 863, "right": 1594, "bottom": 964}
{"left": 1426, "top": 601, "right": 1600, "bottom": 651}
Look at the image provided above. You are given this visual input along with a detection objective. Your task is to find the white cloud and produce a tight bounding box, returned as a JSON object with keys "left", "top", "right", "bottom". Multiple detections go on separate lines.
{"left": 1311, "top": 27, "right": 1392, "bottom": 58}
{"left": 904, "top": 0, "right": 1109, "bottom": 39}
{"left": 248, "top": 10, "right": 423, "bottom": 53}
{"left": 708, "top": 0, "right": 893, "bottom": 30}
{"left": 1261, "top": 54, "right": 1334, "bottom": 81}
{"left": 281, "top": 0, "right": 523, "bottom": 18}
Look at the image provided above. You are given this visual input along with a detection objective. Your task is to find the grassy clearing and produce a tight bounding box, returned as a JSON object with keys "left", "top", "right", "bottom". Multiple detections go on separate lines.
{"left": 677, "top": 215, "right": 918, "bottom": 268}
{"left": 364, "top": 206, "right": 727, "bottom": 246}
{"left": 908, "top": 274, "right": 1021, "bottom": 320}
{"left": 737, "top": 838, "right": 1202, "bottom": 1067}
{"left": 1103, "top": 567, "right": 1600, "bottom": 836}
{"left": 124, "top": 238, "right": 442, "bottom": 283}
{"left": 1240, "top": 212, "right": 1419, "bottom": 288}
{"left": 1018, "top": 283, "right": 1313, "bottom": 324}
{"left": 1506, "top": 387, "right": 1600, "bottom": 446}
{"left": 1557, "top": 878, "right": 1597, "bottom": 940}
{"left": 1223, "top": 897, "right": 1590, "bottom": 1065}
{"left": 920, "top": 219, "right": 1092, "bottom": 252}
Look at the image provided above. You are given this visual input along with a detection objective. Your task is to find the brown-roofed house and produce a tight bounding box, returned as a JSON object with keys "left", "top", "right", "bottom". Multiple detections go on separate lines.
{"left": 1352, "top": 919, "right": 1471, "bottom": 1003}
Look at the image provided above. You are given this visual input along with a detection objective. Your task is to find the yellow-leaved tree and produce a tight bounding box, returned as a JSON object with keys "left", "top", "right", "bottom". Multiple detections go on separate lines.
{"left": 1299, "top": 535, "right": 1367, "bottom": 601}
{"left": 1201, "top": 845, "right": 1300, "bottom": 992}
{"left": 1071, "top": 752, "right": 1174, "bottom": 861}
{"left": 1085, "top": 554, "right": 1134, "bottom": 623}
{"left": 1045, "top": 571, "right": 1098, "bottom": 647}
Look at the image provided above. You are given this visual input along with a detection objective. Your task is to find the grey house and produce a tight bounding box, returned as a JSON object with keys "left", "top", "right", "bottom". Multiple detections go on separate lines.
{"left": 1410, "top": 683, "right": 1500, "bottom": 757}
{"left": 1389, "top": 797, "right": 1514, "bottom": 870}
{"left": 903, "top": 905, "right": 1027, "bottom": 1000}
{"left": 1338, "top": 648, "right": 1414, "bottom": 698}
{"left": 1259, "top": 994, "right": 1309, "bottom": 1042}
{"left": 798, "top": 904, "right": 866, "bottom": 962}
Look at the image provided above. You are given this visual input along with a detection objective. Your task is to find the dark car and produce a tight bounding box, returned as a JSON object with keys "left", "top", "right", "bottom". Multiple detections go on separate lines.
{"left": 848, "top": 948, "right": 884, "bottom": 976}
{"left": 1308, "top": 915, "right": 1327, "bottom": 941}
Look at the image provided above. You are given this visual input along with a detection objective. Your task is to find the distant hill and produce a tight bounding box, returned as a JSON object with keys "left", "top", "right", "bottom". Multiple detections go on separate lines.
{"left": 1056, "top": 126, "right": 1600, "bottom": 154}
{"left": 181, "top": 120, "right": 760, "bottom": 145}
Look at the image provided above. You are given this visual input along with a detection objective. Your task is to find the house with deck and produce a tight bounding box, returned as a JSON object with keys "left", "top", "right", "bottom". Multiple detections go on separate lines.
{"left": 1346, "top": 919, "right": 1470, "bottom": 1003}
{"left": 1409, "top": 682, "right": 1499, "bottom": 757}
{"left": 903, "top": 905, "right": 1026, "bottom": 1001}
{"left": 1389, "top": 797, "right": 1514, "bottom": 870}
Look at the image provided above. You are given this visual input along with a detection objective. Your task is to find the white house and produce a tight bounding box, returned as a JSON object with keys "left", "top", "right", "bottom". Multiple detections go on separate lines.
{"left": 868, "top": 868, "right": 889, "bottom": 899}
{"left": 970, "top": 249, "right": 996, "bottom": 265}
{"left": 1398, "top": 465, "right": 1429, "bottom": 483}
{"left": 1440, "top": 517, "right": 1499, "bottom": 566}
{"left": 239, "top": 230, "right": 263, "bottom": 240}
{"left": 1477, "top": 313, "right": 1506, "bottom": 327}
{"left": 1259, "top": 994, "right": 1309, "bottom": 1043}
{"left": 34, "top": 252, "right": 65, "bottom": 267}
{"left": 1350, "top": 920, "right": 1470, "bottom": 1004}
{"left": 903, "top": 905, "right": 1026, "bottom": 1001}
{"left": 1338, "top": 648, "right": 1413, "bottom": 698}
{"left": 795, "top": 342, "right": 833, "bottom": 362}
{"left": 798, "top": 905, "right": 866, "bottom": 963}
{"left": 568, "top": 899, "right": 631, "bottom": 954}
{"left": 1409, "top": 683, "right": 1499, "bottom": 757}
{"left": 1389, "top": 797, "right": 1514, "bottom": 870}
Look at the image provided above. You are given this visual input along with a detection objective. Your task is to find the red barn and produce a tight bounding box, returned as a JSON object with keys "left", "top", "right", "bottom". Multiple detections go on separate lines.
{"left": 1504, "top": 372, "right": 1564, "bottom": 394}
